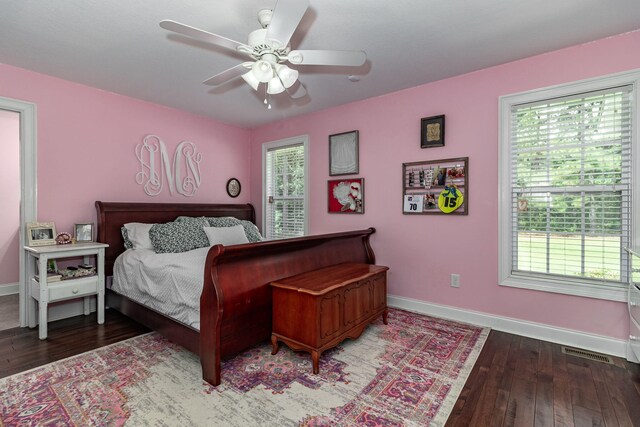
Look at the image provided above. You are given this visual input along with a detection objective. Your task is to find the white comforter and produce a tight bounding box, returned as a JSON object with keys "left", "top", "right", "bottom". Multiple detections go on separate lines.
{"left": 112, "top": 247, "right": 209, "bottom": 330}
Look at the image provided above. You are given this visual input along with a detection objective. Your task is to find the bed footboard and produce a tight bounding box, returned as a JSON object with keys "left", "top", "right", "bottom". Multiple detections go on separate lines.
{"left": 200, "top": 227, "right": 376, "bottom": 385}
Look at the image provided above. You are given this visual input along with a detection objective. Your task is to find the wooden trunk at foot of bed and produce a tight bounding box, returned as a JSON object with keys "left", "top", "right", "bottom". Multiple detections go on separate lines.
{"left": 201, "top": 228, "right": 376, "bottom": 385}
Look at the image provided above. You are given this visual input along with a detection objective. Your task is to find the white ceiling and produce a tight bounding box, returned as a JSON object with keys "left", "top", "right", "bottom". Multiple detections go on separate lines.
{"left": 1, "top": 1, "right": 639, "bottom": 128}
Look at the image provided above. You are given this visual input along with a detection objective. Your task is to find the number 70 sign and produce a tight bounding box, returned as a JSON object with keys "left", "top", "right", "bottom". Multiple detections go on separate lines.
{"left": 403, "top": 195, "right": 424, "bottom": 213}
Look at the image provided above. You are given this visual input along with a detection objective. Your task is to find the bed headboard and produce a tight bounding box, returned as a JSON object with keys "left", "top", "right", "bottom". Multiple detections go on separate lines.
{"left": 95, "top": 201, "right": 256, "bottom": 276}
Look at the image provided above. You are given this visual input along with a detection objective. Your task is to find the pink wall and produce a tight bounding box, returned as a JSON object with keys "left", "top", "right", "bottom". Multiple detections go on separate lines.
{"left": 0, "top": 109, "right": 20, "bottom": 285}
{"left": 250, "top": 30, "right": 640, "bottom": 340}
{"left": 0, "top": 63, "right": 251, "bottom": 237}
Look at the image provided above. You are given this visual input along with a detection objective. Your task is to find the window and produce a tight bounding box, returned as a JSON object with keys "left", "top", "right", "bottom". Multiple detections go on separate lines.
{"left": 499, "top": 71, "right": 640, "bottom": 301}
{"left": 262, "top": 135, "right": 309, "bottom": 239}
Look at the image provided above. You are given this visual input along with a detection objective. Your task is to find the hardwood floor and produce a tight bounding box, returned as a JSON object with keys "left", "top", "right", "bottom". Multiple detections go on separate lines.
{"left": 446, "top": 330, "right": 640, "bottom": 427}
{"left": 0, "top": 294, "right": 19, "bottom": 331}
{"left": 1, "top": 313, "right": 639, "bottom": 426}
{"left": 0, "top": 309, "right": 148, "bottom": 379}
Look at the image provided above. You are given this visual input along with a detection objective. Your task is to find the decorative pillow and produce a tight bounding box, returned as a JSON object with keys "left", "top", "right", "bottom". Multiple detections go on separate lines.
{"left": 121, "top": 227, "right": 133, "bottom": 250}
{"left": 123, "top": 222, "right": 155, "bottom": 250}
{"left": 205, "top": 217, "right": 263, "bottom": 242}
{"left": 204, "top": 225, "right": 250, "bottom": 246}
{"left": 149, "top": 217, "right": 210, "bottom": 253}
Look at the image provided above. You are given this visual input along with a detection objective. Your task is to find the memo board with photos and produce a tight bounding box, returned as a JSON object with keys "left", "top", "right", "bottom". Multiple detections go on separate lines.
{"left": 402, "top": 157, "right": 468, "bottom": 215}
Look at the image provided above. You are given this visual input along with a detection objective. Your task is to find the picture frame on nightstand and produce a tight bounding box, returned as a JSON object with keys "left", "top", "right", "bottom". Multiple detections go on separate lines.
{"left": 75, "top": 223, "right": 94, "bottom": 242}
{"left": 26, "top": 222, "right": 57, "bottom": 246}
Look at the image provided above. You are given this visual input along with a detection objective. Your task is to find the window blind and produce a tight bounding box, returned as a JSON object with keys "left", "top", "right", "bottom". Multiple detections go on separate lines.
{"left": 510, "top": 85, "right": 632, "bottom": 285}
{"left": 265, "top": 143, "right": 305, "bottom": 240}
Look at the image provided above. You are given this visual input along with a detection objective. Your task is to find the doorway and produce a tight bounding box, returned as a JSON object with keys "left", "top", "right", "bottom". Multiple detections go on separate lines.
{"left": 0, "top": 109, "right": 20, "bottom": 330}
{"left": 0, "top": 97, "right": 37, "bottom": 329}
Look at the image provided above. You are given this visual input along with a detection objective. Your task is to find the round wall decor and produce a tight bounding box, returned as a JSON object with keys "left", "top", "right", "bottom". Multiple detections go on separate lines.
{"left": 226, "top": 178, "right": 241, "bottom": 198}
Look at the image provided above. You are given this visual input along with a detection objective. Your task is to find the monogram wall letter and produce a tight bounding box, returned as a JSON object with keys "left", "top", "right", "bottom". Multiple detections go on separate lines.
{"left": 135, "top": 135, "right": 202, "bottom": 197}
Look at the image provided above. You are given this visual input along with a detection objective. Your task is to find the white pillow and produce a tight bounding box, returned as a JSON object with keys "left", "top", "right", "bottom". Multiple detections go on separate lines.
{"left": 123, "top": 222, "right": 155, "bottom": 250}
{"left": 204, "top": 225, "right": 249, "bottom": 246}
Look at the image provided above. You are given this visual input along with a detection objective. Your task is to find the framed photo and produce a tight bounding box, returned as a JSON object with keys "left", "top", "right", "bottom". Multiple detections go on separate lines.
{"left": 421, "top": 115, "right": 445, "bottom": 148}
{"left": 328, "top": 178, "right": 364, "bottom": 214}
{"left": 329, "top": 130, "right": 359, "bottom": 176}
{"left": 226, "top": 178, "right": 241, "bottom": 198}
{"left": 27, "top": 222, "right": 57, "bottom": 246}
{"left": 75, "top": 223, "right": 94, "bottom": 242}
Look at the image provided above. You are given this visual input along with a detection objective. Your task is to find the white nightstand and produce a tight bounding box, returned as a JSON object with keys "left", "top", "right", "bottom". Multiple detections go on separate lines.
{"left": 24, "top": 242, "right": 109, "bottom": 339}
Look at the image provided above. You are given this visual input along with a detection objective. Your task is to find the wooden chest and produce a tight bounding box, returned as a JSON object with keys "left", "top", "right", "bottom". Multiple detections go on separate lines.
{"left": 270, "top": 262, "right": 388, "bottom": 374}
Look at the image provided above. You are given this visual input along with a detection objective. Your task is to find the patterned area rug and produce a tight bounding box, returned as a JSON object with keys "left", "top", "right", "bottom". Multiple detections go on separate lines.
{"left": 0, "top": 309, "right": 488, "bottom": 426}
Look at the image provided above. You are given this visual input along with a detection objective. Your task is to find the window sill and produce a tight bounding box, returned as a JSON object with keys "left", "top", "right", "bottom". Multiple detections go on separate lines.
{"left": 500, "top": 274, "right": 627, "bottom": 302}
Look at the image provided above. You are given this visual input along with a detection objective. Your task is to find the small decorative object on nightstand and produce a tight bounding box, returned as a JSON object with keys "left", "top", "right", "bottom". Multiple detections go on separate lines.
{"left": 24, "top": 241, "right": 109, "bottom": 340}
{"left": 55, "top": 232, "right": 72, "bottom": 245}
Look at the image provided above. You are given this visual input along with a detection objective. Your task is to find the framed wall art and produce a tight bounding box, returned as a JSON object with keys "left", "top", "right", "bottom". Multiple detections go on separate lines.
{"left": 226, "top": 178, "right": 241, "bottom": 198}
{"left": 328, "top": 178, "right": 364, "bottom": 213}
{"left": 420, "top": 115, "right": 445, "bottom": 148}
{"left": 402, "top": 157, "right": 468, "bottom": 215}
{"left": 329, "top": 130, "right": 359, "bottom": 176}
{"left": 27, "top": 222, "right": 57, "bottom": 246}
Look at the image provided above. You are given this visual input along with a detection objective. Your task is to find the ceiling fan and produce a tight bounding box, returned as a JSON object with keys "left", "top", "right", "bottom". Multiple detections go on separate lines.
{"left": 160, "top": 0, "right": 366, "bottom": 106}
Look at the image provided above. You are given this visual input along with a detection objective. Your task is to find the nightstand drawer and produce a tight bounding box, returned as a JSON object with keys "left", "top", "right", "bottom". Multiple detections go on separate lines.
{"left": 48, "top": 278, "right": 98, "bottom": 301}
{"left": 630, "top": 282, "right": 640, "bottom": 325}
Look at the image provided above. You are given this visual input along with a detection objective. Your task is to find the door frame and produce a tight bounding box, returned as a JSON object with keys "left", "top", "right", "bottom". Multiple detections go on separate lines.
{"left": 0, "top": 96, "right": 37, "bottom": 327}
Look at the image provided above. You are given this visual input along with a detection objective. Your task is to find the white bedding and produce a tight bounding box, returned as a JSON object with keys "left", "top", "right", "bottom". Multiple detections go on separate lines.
{"left": 112, "top": 247, "right": 209, "bottom": 330}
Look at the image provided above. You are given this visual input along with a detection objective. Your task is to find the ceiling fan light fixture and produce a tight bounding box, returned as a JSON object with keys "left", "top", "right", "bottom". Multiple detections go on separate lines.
{"left": 252, "top": 60, "right": 274, "bottom": 83}
{"left": 267, "top": 76, "right": 285, "bottom": 94}
{"left": 241, "top": 71, "right": 260, "bottom": 91}
{"left": 275, "top": 64, "right": 299, "bottom": 88}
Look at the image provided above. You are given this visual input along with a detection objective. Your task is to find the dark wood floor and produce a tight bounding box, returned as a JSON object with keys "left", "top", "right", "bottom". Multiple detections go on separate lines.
{"left": 0, "top": 309, "right": 149, "bottom": 378}
{"left": 1, "top": 312, "right": 639, "bottom": 426}
{"left": 446, "top": 330, "right": 640, "bottom": 427}
{"left": 0, "top": 294, "right": 19, "bottom": 331}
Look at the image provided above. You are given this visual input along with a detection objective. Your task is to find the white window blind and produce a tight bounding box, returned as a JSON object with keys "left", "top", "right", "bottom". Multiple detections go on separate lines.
{"left": 265, "top": 143, "right": 306, "bottom": 240}
{"left": 510, "top": 85, "right": 632, "bottom": 286}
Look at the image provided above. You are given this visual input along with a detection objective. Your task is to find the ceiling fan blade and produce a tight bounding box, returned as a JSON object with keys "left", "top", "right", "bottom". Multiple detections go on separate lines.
{"left": 288, "top": 50, "right": 366, "bottom": 66}
{"left": 266, "top": 0, "right": 310, "bottom": 48}
{"left": 286, "top": 81, "right": 307, "bottom": 99}
{"left": 203, "top": 63, "right": 250, "bottom": 86}
{"left": 160, "top": 20, "right": 250, "bottom": 53}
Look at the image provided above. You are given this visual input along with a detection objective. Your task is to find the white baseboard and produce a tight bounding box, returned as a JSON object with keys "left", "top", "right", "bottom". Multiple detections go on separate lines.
{"left": 388, "top": 295, "right": 629, "bottom": 359}
{"left": 628, "top": 344, "right": 640, "bottom": 363}
{"left": 0, "top": 282, "right": 19, "bottom": 296}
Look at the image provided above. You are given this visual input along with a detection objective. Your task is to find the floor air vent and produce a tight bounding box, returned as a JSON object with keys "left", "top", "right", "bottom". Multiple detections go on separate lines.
{"left": 561, "top": 346, "right": 613, "bottom": 364}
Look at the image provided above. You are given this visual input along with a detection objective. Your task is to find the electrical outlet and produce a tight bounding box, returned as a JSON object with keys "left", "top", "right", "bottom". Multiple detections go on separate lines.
{"left": 451, "top": 274, "right": 460, "bottom": 288}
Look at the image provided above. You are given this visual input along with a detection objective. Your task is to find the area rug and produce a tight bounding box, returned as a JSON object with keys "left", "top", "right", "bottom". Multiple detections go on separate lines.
{"left": 0, "top": 308, "right": 488, "bottom": 426}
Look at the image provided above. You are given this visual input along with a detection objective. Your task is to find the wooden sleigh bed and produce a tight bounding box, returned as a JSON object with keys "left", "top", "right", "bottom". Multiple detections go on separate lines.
{"left": 95, "top": 201, "right": 376, "bottom": 386}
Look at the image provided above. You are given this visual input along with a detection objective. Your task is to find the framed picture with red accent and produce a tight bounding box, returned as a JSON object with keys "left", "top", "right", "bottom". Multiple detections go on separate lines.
{"left": 328, "top": 178, "right": 364, "bottom": 214}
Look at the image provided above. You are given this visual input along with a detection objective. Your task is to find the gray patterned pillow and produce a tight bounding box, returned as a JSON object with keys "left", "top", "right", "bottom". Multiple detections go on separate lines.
{"left": 149, "top": 217, "right": 210, "bottom": 253}
{"left": 206, "top": 217, "right": 263, "bottom": 242}
{"left": 176, "top": 216, "right": 262, "bottom": 242}
{"left": 121, "top": 227, "right": 133, "bottom": 250}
